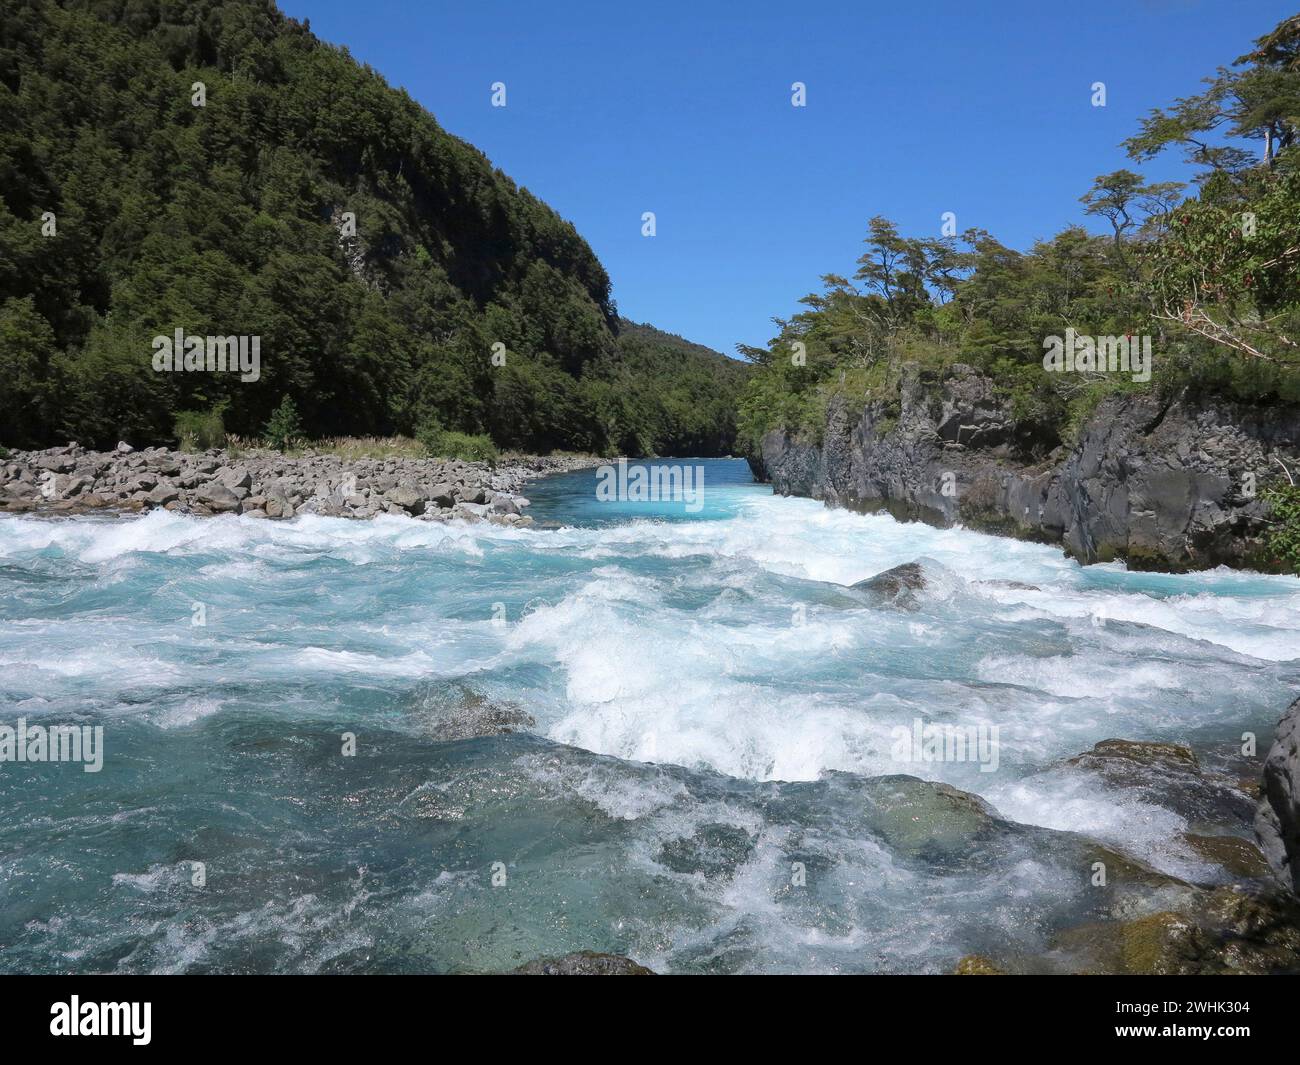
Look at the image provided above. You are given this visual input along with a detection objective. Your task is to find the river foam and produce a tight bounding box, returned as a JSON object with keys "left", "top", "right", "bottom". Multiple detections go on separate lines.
{"left": 1, "top": 461, "right": 1297, "bottom": 972}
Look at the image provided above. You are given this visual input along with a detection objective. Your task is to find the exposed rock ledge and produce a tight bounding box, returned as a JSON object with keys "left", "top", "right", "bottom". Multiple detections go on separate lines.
{"left": 750, "top": 364, "right": 1300, "bottom": 572}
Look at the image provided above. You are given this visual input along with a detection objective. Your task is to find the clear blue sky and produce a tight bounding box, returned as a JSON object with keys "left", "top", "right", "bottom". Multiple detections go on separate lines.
{"left": 279, "top": 0, "right": 1294, "bottom": 357}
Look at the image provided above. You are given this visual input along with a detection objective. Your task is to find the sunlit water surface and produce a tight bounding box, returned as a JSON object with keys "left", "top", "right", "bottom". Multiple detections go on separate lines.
{"left": 1, "top": 458, "right": 1297, "bottom": 973}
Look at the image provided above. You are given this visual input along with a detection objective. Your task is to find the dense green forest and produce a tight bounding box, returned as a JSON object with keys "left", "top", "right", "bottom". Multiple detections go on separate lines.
{"left": 0, "top": 0, "right": 748, "bottom": 455}
{"left": 738, "top": 15, "right": 1300, "bottom": 460}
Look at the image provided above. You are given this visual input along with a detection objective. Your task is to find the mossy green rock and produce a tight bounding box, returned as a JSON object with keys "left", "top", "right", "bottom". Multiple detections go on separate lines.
{"left": 1049, "top": 887, "right": 1300, "bottom": 974}
{"left": 953, "top": 954, "right": 1005, "bottom": 975}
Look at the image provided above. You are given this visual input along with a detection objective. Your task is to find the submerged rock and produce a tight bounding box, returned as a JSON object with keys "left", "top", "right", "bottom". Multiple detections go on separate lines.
{"left": 858, "top": 775, "right": 999, "bottom": 863}
{"left": 975, "top": 578, "right": 1041, "bottom": 592}
{"left": 953, "top": 954, "right": 1005, "bottom": 975}
{"left": 657, "top": 822, "right": 757, "bottom": 881}
{"left": 1079, "top": 842, "right": 1195, "bottom": 896}
{"left": 1070, "top": 738, "right": 1199, "bottom": 771}
{"left": 410, "top": 682, "right": 536, "bottom": 741}
{"left": 1182, "top": 833, "right": 1271, "bottom": 880}
{"left": 1256, "top": 696, "right": 1300, "bottom": 895}
{"left": 511, "top": 951, "right": 655, "bottom": 975}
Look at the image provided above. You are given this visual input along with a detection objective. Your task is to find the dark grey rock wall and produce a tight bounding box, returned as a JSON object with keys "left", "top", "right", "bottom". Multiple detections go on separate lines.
{"left": 749, "top": 364, "right": 1300, "bottom": 571}
{"left": 1257, "top": 697, "right": 1300, "bottom": 896}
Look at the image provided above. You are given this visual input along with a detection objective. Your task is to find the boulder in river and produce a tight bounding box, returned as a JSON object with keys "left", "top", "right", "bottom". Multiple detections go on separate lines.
{"left": 384, "top": 485, "right": 425, "bottom": 515}
{"left": 1067, "top": 738, "right": 1256, "bottom": 833}
{"left": 850, "top": 561, "right": 927, "bottom": 607}
{"left": 975, "top": 578, "right": 1041, "bottom": 592}
{"left": 428, "top": 481, "right": 456, "bottom": 508}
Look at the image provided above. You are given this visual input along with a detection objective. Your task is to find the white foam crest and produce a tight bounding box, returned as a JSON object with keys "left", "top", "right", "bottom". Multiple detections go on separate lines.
{"left": 0, "top": 510, "right": 505, "bottom": 564}
{"left": 984, "top": 772, "right": 1216, "bottom": 882}
{"left": 978, "top": 583, "right": 1300, "bottom": 661}
{"left": 977, "top": 652, "right": 1187, "bottom": 699}
{"left": 3, "top": 499, "right": 1298, "bottom": 794}
{"left": 150, "top": 697, "right": 224, "bottom": 729}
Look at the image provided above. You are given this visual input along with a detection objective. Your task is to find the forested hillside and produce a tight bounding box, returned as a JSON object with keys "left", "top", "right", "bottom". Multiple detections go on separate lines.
{"left": 738, "top": 15, "right": 1300, "bottom": 461}
{"left": 0, "top": 0, "right": 746, "bottom": 455}
{"left": 604, "top": 320, "right": 748, "bottom": 455}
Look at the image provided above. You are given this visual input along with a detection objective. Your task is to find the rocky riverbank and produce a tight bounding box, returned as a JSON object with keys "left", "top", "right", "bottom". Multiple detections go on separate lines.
{"left": 856, "top": 557, "right": 1300, "bottom": 974}
{"left": 0, "top": 443, "right": 602, "bottom": 524}
{"left": 750, "top": 364, "right": 1300, "bottom": 572}
{"left": 949, "top": 721, "right": 1300, "bottom": 975}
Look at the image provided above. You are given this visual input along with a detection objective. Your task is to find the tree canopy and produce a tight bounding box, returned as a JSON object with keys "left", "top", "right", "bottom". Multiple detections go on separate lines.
{"left": 738, "top": 13, "right": 1300, "bottom": 459}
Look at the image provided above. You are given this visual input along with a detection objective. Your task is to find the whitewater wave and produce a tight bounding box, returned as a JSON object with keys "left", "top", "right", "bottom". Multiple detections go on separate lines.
{"left": 1, "top": 487, "right": 1298, "bottom": 876}
{"left": 5, "top": 466, "right": 1300, "bottom": 974}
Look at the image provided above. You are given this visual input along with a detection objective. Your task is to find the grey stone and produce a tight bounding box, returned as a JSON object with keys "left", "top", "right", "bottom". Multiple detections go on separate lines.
{"left": 850, "top": 562, "right": 927, "bottom": 603}
{"left": 263, "top": 487, "right": 289, "bottom": 518}
{"left": 453, "top": 501, "right": 489, "bottom": 521}
{"left": 385, "top": 486, "right": 425, "bottom": 515}
{"left": 490, "top": 492, "right": 521, "bottom": 515}
{"left": 1256, "top": 697, "right": 1300, "bottom": 895}
{"left": 218, "top": 466, "right": 253, "bottom": 491}
{"left": 194, "top": 483, "right": 241, "bottom": 513}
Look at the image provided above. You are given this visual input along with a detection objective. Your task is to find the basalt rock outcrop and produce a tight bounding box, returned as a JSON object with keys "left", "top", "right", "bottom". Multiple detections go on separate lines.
{"left": 1256, "top": 696, "right": 1300, "bottom": 895}
{"left": 749, "top": 364, "right": 1300, "bottom": 572}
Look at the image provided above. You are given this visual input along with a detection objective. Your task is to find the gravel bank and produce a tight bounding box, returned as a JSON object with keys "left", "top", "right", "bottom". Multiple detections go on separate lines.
{"left": 0, "top": 442, "right": 602, "bottom": 525}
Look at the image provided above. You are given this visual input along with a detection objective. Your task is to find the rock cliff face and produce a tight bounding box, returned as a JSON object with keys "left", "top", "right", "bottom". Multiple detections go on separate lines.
{"left": 1257, "top": 697, "right": 1300, "bottom": 896}
{"left": 749, "top": 364, "right": 1300, "bottom": 572}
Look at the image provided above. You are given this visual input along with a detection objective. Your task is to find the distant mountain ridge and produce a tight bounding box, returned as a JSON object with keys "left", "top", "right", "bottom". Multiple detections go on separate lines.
{"left": 0, "top": 0, "right": 746, "bottom": 455}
